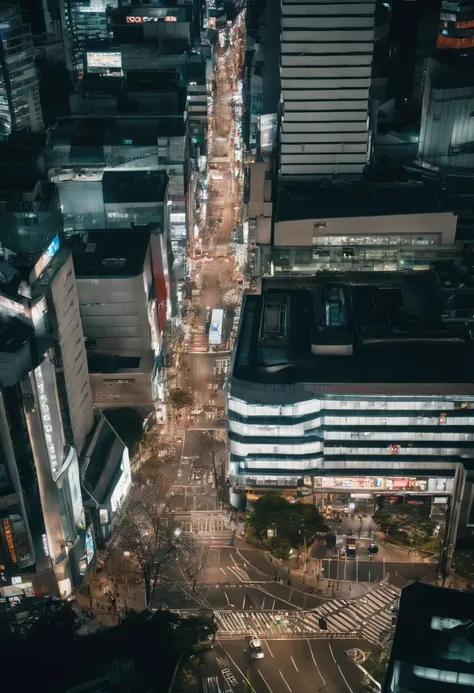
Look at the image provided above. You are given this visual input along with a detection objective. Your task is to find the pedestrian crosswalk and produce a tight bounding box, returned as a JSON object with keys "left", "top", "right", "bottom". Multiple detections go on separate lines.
{"left": 308, "top": 582, "right": 400, "bottom": 645}
{"left": 215, "top": 582, "right": 400, "bottom": 645}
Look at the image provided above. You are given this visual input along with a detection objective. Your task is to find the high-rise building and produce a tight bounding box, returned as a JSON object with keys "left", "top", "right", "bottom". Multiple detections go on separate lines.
{"left": 60, "top": 0, "right": 118, "bottom": 74}
{"left": 437, "top": 0, "right": 474, "bottom": 51}
{"left": 417, "top": 56, "right": 474, "bottom": 172}
{"left": 0, "top": 234, "right": 94, "bottom": 597}
{"left": 278, "top": 0, "right": 376, "bottom": 179}
{"left": 0, "top": 3, "right": 43, "bottom": 136}
{"left": 227, "top": 274, "right": 474, "bottom": 538}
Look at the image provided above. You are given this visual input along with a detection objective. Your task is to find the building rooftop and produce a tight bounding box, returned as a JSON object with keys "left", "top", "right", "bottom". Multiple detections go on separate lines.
{"left": 384, "top": 582, "right": 474, "bottom": 693}
{"left": 276, "top": 181, "right": 443, "bottom": 223}
{"left": 82, "top": 415, "right": 126, "bottom": 505}
{"left": 126, "top": 69, "right": 178, "bottom": 93}
{"left": 73, "top": 229, "right": 151, "bottom": 278}
{"left": 230, "top": 273, "right": 474, "bottom": 397}
{"left": 102, "top": 169, "right": 168, "bottom": 203}
{"left": 49, "top": 116, "right": 185, "bottom": 147}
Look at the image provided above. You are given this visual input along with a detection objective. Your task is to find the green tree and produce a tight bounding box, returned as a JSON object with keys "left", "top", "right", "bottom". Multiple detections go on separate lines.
{"left": 247, "top": 494, "right": 327, "bottom": 550}
{"left": 175, "top": 668, "right": 199, "bottom": 693}
{"left": 169, "top": 388, "right": 195, "bottom": 409}
{"left": 373, "top": 504, "right": 435, "bottom": 548}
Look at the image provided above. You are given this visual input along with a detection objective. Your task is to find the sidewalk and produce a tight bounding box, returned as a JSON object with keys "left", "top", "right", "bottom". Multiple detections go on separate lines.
{"left": 74, "top": 571, "right": 146, "bottom": 628}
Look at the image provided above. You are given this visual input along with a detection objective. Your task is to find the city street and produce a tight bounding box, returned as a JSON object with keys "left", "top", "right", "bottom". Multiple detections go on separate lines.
{"left": 202, "top": 638, "right": 368, "bottom": 693}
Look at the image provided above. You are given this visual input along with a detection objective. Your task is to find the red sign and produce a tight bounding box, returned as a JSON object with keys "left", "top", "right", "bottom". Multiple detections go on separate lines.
{"left": 391, "top": 478, "right": 409, "bottom": 490}
{"left": 126, "top": 15, "right": 143, "bottom": 23}
{"left": 164, "top": 15, "right": 177, "bottom": 22}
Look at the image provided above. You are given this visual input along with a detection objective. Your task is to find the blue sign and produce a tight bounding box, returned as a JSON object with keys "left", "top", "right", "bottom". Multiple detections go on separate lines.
{"left": 45, "top": 235, "right": 60, "bottom": 257}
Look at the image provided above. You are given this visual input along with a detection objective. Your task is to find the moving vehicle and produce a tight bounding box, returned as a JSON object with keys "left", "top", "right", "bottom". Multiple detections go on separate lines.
{"left": 346, "top": 536, "right": 357, "bottom": 558}
{"left": 248, "top": 638, "right": 264, "bottom": 660}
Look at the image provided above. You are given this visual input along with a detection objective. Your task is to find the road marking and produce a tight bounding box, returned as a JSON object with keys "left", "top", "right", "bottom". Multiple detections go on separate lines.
{"left": 265, "top": 641, "right": 274, "bottom": 658}
{"left": 307, "top": 640, "right": 325, "bottom": 687}
{"left": 228, "top": 567, "right": 244, "bottom": 581}
{"left": 291, "top": 656, "right": 298, "bottom": 673}
{"left": 220, "top": 568, "right": 227, "bottom": 575}
{"left": 257, "top": 669, "right": 274, "bottom": 693}
{"left": 242, "top": 593, "right": 246, "bottom": 609}
{"left": 272, "top": 599, "right": 276, "bottom": 610}
{"left": 262, "top": 597, "right": 265, "bottom": 610}
{"left": 328, "top": 644, "right": 337, "bottom": 663}
{"left": 338, "top": 665, "right": 355, "bottom": 693}
{"left": 216, "top": 643, "right": 255, "bottom": 692}
{"left": 279, "top": 671, "right": 292, "bottom": 692}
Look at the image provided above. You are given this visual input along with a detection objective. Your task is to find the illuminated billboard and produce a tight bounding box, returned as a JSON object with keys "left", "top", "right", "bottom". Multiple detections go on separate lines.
{"left": 209, "top": 308, "right": 224, "bottom": 346}
{"left": 34, "top": 354, "right": 64, "bottom": 479}
{"left": 259, "top": 113, "right": 278, "bottom": 152}
{"left": 126, "top": 13, "right": 177, "bottom": 24}
{"left": 30, "top": 234, "right": 60, "bottom": 283}
{"left": 86, "top": 51, "right": 122, "bottom": 74}
{"left": 110, "top": 450, "right": 131, "bottom": 514}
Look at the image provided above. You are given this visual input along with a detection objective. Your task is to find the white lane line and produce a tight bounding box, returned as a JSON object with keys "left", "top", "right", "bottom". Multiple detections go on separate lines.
{"left": 291, "top": 656, "right": 299, "bottom": 673}
{"left": 307, "top": 640, "right": 326, "bottom": 687}
{"left": 279, "top": 671, "right": 292, "bottom": 693}
{"left": 242, "top": 593, "right": 246, "bottom": 610}
{"left": 228, "top": 566, "right": 244, "bottom": 581}
{"left": 257, "top": 669, "right": 274, "bottom": 693}
{"left": 216, "top": 643, "right": 255, "bottom": 693}
{"left": 338, "top": 665, "right": 355, "bottom": 693}
{"left": 266, "top": 640, "right": 274, "bottom": 658}
{"left": 220, "top": 568, "right": 227, "bottom": 575}
{"left": 328, "top": 643, "right": 337, "bottom": 663}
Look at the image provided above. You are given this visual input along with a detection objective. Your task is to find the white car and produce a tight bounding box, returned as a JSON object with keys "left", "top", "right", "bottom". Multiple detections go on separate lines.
{"left": 249, "top": 638, "right": 264, "bottom": 660}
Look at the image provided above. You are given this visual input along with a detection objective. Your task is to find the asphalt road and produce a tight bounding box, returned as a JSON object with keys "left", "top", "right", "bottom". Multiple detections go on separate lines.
{"left": 203, "top": 638, "right": 367, "bottom": 693}
{"left": 319, "top": 558, "right": 438, "bottom": 584}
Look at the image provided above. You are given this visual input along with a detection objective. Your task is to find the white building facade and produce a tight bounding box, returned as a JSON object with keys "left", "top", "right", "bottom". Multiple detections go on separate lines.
{"left": 279, "top": 0, "right": 376, "bottom": 179}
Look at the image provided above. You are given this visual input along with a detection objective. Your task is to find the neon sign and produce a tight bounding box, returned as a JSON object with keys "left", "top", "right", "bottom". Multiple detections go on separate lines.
{"left": 2, "top": 519, "right": 17, "bottom": 565}
{"left": 126, "top": 15, "right": 176, "bottom": 23}
{"left": 34, "top": 364, "right": 58, "bottom": 475}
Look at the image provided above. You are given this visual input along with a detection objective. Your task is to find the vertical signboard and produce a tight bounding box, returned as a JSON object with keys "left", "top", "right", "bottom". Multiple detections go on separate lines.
{"left": 34, "top": 355, "right": 64, "bottom": 478}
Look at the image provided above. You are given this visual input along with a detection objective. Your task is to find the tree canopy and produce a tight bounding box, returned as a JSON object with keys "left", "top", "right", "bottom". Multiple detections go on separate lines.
{"left": 373, "top": 504, "right": 435, "bottom": 549}
{"left": 247, "top": 494, "right": 328, "bottom": 555}
{"left": 0, "top": 602, "right": 214, "bottom": 693}
{"left": 169, "top": 388, "right": 195, "bottom": 409}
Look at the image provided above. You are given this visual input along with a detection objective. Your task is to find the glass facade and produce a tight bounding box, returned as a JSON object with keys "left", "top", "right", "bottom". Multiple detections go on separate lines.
{"left": 228, "top": 395, "right": 474, "bottom": 485}
{"left": 0, "top": 5, "right": 43, "bottom": 135}
{"left": 258, "top": 244, "right": 457, "bottom": 275}
{"left": 64, "top": 0, "right": 118, "bottom": 72}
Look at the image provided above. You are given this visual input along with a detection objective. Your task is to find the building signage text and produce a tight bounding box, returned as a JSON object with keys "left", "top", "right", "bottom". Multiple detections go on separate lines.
{"left": 35, "top": 364, "right": 58, "bottom": 475}
{"left": 126, "top": 15, "right": 176, "bottom": 23}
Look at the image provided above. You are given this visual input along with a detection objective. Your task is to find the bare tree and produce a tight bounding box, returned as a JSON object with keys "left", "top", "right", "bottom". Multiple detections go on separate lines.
{"left": 108, "top": 475, "right": 197, "bottom": 605}
{"left": 198, "top": 431, "right": 228, "bottom": 508}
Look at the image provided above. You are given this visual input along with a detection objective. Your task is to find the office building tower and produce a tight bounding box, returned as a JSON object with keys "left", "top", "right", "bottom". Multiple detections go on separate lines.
{"left": 437, "top": 0, "right": 474, "bottom": 51}
{"left": 227, "top": 273, "right": 474, "bottom": 550}
{"left": 0, "top": 235, "right": 93, "bottom": 597}
{"left": 417, "top": 57, "right": 474, "bottom": 172}
{"left": 0, "top": 3, "right": 43, "bottom": 136}
{"left": 60, "top": 0, "right": 118, "bottom": 74}
{"left": 279, "top": 0, "right": 376, "bottom": 179}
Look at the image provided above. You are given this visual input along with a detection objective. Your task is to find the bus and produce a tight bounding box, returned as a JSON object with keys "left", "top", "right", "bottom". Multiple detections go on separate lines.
{"left": 209, "top": 309, "right": 224, "bottom": 346}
